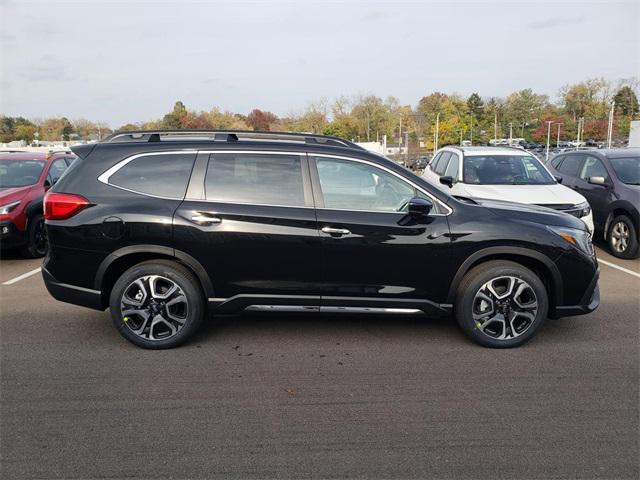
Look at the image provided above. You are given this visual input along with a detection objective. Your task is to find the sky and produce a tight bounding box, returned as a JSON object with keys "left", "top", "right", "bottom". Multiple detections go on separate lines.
{"left": 0, "top": 0, "right": 638, "bottom": 127}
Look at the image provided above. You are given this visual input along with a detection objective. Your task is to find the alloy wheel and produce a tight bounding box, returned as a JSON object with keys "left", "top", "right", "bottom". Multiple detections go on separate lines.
{"left": 120, "top": 275, "right": 189, "bottom": 341}
{"left": 33, "top": 218, "right": 47, "bottom": 256}
{"left": 472, "top": 275, "right": 538, "bottom": 340}
{"left": 611, "top": 221, "right": 630, "bottom": 253}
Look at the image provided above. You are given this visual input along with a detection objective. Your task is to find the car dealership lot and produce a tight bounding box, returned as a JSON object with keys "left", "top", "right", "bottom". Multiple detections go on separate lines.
{"left": 1, "top": 248, "right": 638, "bottom": 479}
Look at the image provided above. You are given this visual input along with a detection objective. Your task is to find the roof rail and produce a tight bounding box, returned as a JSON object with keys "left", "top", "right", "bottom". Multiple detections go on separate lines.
{"left": 101, "top": 129, "right": 365, "bottom": 151}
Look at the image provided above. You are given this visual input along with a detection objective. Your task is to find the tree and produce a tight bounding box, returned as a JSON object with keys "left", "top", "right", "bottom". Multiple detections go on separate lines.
{"left": 467, "top": 93, "right": 484, "bottom": 117}
{"left": 613, "top": 86, "right": 639, "bottom": 117}
{"left": 13, "top": 124, "right": 37, "bottom": 143}
{"left": 246, "top": 109, "right": 278, "bottom": 131}
{"left": 162, "top": 101, "right": 188, "bottom": 129}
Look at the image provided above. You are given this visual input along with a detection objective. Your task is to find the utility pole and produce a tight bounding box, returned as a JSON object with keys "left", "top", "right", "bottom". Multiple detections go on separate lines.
{"left": 460, "top": 129, "right": 463, "bottom": 146}
{"left": 470, "top": 115, "right": 473, "bottom": 145}
{"left": 494, "top": 110, "right": 498, "bottom": 142}
{"left": 509, "top": 122, "right": 513, "bottom": 144}
{"left": 404, "top": 132, "right": 409, "bottom": 165}
{"left": 433, "top": 112, "right": 440, "bottom": 154}
{"left": 607, "top": 101, "right": 615, "bottom": 148}
{"left": 545, "top": 121, "right": 553, "bottom": 162}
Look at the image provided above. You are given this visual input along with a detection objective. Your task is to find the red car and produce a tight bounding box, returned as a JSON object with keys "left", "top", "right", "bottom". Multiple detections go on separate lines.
{"left": 0, "top": 150, "right": 76, "bottom": 257}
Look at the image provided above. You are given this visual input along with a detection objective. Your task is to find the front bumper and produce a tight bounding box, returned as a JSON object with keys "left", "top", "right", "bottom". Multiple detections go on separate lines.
{"left": 553, "top": 268, "right": 600, "bottom": 318}
{"left": 42, "top": 266, "right": 104, "bottom": 310}
{"left": 0, "top": 221, "right": 27, "bottom": 248}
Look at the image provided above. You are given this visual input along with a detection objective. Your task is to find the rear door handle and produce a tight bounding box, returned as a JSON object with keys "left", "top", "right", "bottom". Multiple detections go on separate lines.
{"left": 190, "top": 214, "right": 222, "bottom": 225}
{"left": 321, "top": 226, "right": 351, "bottom": 236}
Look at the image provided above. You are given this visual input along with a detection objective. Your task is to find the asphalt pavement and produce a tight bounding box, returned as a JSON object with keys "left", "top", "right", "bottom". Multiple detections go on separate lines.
{"left": 1, "top": 247, "right": 638, "bottom": 479}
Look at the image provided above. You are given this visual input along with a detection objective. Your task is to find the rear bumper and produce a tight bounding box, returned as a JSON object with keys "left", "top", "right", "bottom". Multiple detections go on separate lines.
{"left": 42, "top": 266, "right": 104, "bottom": 310}
{"left": 552, "top": 268, "right": 600, "bottom": 318}
{"left": 0, "top": 221, "right": 27, "bottom": 248}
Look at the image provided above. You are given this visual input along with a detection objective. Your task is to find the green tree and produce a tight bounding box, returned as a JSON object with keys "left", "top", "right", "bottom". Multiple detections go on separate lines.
{"left": 613, "top": 86, "right": 639, "bottom": 117}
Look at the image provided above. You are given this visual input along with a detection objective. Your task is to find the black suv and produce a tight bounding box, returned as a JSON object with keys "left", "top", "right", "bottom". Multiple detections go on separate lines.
{"left": 547, "top": 149, "right": 640, "bottom": 259}
{"left": 43, "top": 130, "right": 600, "bottom": 349}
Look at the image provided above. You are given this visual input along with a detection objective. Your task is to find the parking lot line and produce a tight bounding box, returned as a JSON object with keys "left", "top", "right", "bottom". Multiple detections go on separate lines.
{"left": 598, "top": 259, "right": 640, "bottom": 279}
{"left": 2, "top": 267, "right": 42, "bottom": 286}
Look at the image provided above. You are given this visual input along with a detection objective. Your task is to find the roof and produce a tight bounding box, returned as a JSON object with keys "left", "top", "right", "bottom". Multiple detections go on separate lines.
{"left": 440, "top": 146, "right": 533, "bottom": 156}
{"left": 0, "top": 150, "right": 72, "bottom": 161}
{"left": 594, "top": 148, "right": 640, "bottom": 159}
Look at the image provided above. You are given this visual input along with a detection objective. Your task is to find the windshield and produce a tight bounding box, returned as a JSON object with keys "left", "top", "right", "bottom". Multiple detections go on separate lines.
{"left": 463, "top": 155, "right": 555, "bottom": 185}
{"left": 610, "top": 157, "right": 640, "bottom": 185}
{"left": 0, "top": 160, "right": 46, "bottom": 188}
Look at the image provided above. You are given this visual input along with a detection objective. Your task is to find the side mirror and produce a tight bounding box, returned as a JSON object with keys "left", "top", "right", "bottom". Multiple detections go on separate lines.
{"left": 554, "top": 175, "right": 563, "bottom": 184}
{"left": 44, "top": 179, "right": 52, "bottom": 190}
{"left": 588, "top": 176, "right": 606, "bottom": 186}
{"left": 439, "top": 176, "right": 454, "bottom": 188}
{"left": 407, "top": 197, "right": 433, "bottom": 217}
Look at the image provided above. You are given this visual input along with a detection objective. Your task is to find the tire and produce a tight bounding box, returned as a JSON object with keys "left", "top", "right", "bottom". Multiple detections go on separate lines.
{"left": 109, "top": 260, "right": 205, "bottom": 349}
{"left": 608, "top": 215, "right": 639, "bottom": 259}
{"left": 19, "top": 213, "right": 47, "bottom": 258}
{"left": 454, "top": 260, "right": 548, "bottom": 348}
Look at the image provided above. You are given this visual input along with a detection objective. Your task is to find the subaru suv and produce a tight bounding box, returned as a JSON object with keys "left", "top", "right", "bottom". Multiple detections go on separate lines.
{"left": 422, "top": 146, "right": 594, "bottom": 233}
{"left": 42, "top": 130, "right": 600, "bottom": 349}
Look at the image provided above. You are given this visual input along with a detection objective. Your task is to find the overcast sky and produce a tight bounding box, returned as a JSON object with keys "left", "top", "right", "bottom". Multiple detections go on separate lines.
{"left": 1, "top": 0, "right": 638, "bottom": 127}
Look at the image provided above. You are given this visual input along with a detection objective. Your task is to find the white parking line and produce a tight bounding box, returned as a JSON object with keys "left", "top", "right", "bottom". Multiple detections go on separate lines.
{"left": 598, "top": 259, "right": 640, "bottom": 279}
{"left": 2, "top": 267, "right": 42, "bottom": 286}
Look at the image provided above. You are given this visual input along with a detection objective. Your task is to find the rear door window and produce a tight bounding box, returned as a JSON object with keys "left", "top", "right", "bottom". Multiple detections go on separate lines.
{"left": 204, "top": 153, "right": 305, "bottom": 207}
{"left": 107, "top": 153, "right": 196, "bottom": 199}
{"left": 557, "top": 154, "right": 583, "bottom": 177}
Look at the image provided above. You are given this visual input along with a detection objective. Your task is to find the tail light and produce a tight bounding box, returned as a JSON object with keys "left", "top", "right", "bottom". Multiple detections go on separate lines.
{"left": 44, "top": 192, "right": 91, "bottom": 220}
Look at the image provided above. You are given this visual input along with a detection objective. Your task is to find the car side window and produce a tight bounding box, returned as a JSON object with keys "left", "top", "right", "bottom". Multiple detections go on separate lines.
{"left": 429, "top": 153, "right": 442, "bottom": 170}
{"left": 551, "top": 156, "right": 564, "bottom": 169}
{"left": 444, "top": 153, "right": 459, "bottom": 179}
{"left": 579, "top": 155, "right": 609, "bottom": 181}
{"left": 107, "top": 153, "right": 196, "bottom": 199}
{"left": 205, "top": 153, "right": 305, "bottom": 207}
{"left": 314, "top": 157, "right": 419, "bottom": 213}
{"left": 557, "top": 154, "right": 583, "bottom": 177}
{"left": 47, "top": 159, "right": 68, "bottom": 185}
{"left": 434, "top": 152, "right": 452, "bottom": 175}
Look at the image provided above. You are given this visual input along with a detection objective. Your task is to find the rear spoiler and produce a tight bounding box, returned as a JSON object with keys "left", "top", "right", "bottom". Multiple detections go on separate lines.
{"left": 70, "top": 143, "right": 97, "bottom": 160}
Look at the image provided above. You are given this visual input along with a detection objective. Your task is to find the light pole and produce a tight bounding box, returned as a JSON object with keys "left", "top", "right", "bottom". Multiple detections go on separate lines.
{"left": 433, "top": 112, "right": 440, "bottom": 154}
{"left": 556, "top": 123, "right": 563, "bottom": 147}
{"left": 607, "top": 101, "right": 615, "bottom": 148}
{"left": 545, "top": 121, "right": 553, "bottom": 161}
{"left": 509, "top": 122, "right": 513, "bottom": 145}
{"left": 494, "top": 110, "right": 498, "bottom": 142}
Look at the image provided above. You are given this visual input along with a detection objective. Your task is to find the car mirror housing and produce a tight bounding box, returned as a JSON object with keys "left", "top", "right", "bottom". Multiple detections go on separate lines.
{"left": 588, "top": 176, "right": 606, "bottom": 186}
{"left": 439, "top": 176, "right": 454, "bottom": 188}
{"left": 407, "top": 197, "right": 433, "bottom": 216}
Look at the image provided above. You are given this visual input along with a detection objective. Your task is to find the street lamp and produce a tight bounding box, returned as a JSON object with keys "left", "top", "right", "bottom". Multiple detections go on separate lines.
{"left": 545, "top": 121, "right": 553, "bottom": 161}
{"left": 556, "top": 123, "right": 563, "bottom": 148}
{"left": 433, "top": 112, "right": 440, "bottom": 154}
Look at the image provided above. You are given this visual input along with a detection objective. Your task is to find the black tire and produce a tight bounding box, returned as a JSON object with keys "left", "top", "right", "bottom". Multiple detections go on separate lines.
{"left": 109, "top": 260, "right": 205, "bottom": 349}
{"left": 608, "top": 215, "right": 639, "bottom": 259}
{"left": 454, "top": 260, "right": 548, "bottom": 348}
{"left": 19, "top": 213, "right": 47, "bottom": 258}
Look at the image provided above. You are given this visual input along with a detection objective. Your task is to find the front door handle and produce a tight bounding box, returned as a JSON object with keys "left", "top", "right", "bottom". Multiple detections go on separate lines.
{"left": 321, "top": 226, "right": 351, "bottom": 236}
{"left": 190, "top": 214, "right": 222, "bottom": 225}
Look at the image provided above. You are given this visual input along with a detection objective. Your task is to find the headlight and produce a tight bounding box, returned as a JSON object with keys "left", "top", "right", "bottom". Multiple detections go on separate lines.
{"left": 0, "top": 201, "right": 20, "bottom": 215}
{"left": 575, "top": 201, "right": 591, "bottom": 218}
{"left": 547, "top": 225, "right": 594, "bottom": 256}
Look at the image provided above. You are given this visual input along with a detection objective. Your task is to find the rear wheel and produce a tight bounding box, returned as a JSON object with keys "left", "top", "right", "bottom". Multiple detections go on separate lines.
{"left": 608, "top": 215, "right": 639, "bottom": 259}
{"left": 20, "top": 214, "right": 47, "bottom": 258}
{"left": 109, "top": 260, "right": 205, "bottom": 349}
{"left": 454, "top": 261, "right": 548, "bottom": 348}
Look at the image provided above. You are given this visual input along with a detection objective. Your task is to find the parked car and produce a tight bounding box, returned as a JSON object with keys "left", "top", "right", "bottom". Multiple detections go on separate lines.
{"left": 546, "top": 149, "right": 640, "bottom": 258}
{"left": 43, "top": 130, "right": 599, "bottom": 349}
{"left": 422, "top": 146, "right": 594, "bottom": 233}
{"left": 0, "top": 150, "right": 75, "bottom": 257}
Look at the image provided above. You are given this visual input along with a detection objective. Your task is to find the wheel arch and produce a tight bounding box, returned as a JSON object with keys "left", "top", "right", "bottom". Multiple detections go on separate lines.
{"left": 95, "top": 245, "right": 214, "bottom": 308}
{"left": 446, "top": 247, "right": 562, "bottom": 311}
{"left": 603, "top": 201, "right": 639, "bottom": 241}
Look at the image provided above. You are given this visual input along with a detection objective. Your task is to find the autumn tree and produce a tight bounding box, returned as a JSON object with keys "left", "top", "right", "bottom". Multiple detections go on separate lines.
{"left": 246, "top": 109, "right": 278, "bottom": 131}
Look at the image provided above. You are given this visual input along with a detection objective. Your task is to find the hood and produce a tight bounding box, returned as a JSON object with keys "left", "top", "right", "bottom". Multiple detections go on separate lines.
{"left": 470, "top": 197, "right": 588, "bottom": 231}
{"left": 458, "top": 183, "right": 586, "bottom": 206}
{"left": 0, "top": 185, "right": 32, "bottom": 205}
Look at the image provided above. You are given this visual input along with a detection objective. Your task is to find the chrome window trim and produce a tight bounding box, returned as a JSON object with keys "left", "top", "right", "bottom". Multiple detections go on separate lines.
{"left": 97, "top": 150, "right": 199, "bottom": 200}
{"left": 310, "top": 153, "right": 452, "bottom": 215}
{"left": 98, "top": 149, "right": 452, "bottom": 215}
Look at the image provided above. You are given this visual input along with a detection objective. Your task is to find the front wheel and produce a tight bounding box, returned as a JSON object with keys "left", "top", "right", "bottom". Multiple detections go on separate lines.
{"left": 20, "top": 214, "right": 47, "bottom": 258}
{"left": 454, "top": 261, "right": 548, "bottom": 348}
{"left": 608, "top": 215, "right": 639, "bottom": 259}
{"left": 109, "top": 260, "right": 205, "bottom": 349}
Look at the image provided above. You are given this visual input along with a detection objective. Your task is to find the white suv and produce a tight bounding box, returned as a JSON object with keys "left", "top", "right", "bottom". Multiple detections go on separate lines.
{"left": 422, "top": 146, "right": 594, "bottom": 232}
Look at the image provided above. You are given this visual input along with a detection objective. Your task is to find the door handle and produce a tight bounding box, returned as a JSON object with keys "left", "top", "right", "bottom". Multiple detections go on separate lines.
{"left": 321, "top": 226, "right": 351, "bottom": 236}
{"left": 190, "top": 214, "right": 222, "bottom": 225}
